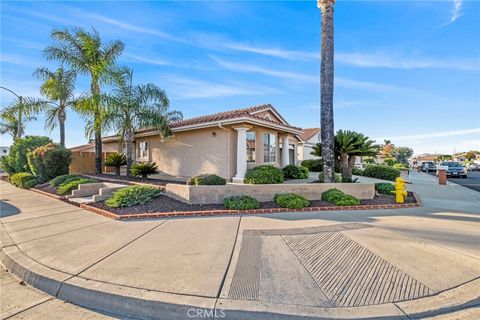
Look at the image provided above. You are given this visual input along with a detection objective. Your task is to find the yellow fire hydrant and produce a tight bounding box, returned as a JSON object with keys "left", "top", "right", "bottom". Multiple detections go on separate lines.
{"left": 392, "top": 177, "right": 408, "bottom": 203}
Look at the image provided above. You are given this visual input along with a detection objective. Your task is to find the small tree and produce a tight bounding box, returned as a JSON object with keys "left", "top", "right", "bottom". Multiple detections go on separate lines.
{"left": 465, "top": 151, "right": 476, "bottom": 161}
{"left": 0, "top": 136, "right": 52, "bottom": 174}
{"left": 105, "top": 153, "right": 127, "bottom": 176}
{"left": 393, "top": 146, "right": 414, "bottom": 164}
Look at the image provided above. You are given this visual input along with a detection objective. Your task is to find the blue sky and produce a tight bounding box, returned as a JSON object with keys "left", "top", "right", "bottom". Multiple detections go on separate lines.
{"left": 1, "top": 0, "right": 479, "bottom": 155}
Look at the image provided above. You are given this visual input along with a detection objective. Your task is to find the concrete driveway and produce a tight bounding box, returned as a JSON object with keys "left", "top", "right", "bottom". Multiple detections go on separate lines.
{"left": 1, "top": 175, "right": 479, "bottom": 319}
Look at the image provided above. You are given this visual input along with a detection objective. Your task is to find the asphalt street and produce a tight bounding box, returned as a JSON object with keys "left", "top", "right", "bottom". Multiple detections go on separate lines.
{"left": 428, "top": 170, "right": 480, "bottom": 192}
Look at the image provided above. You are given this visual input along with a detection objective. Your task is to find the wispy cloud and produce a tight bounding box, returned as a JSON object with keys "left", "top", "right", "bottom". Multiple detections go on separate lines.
{"left": 451, "top": 0, "right": 463, "bottom": 23}
{"left": 87, "top": 14, "right": 187, "bottom": 44}
{"left": 336, "top": 52, "right": 479, "bottom": 71}
{"left": 167, "top": 76, "right": 283, "bottom": 99}
{"left": 223, "top": 43, "right": 318, "bottom": 61}
{"left": 123, "top": 53, "right": 170, "bottom": 66}
{"left": 374, "top": 128, "right": 480, "bottom": 142}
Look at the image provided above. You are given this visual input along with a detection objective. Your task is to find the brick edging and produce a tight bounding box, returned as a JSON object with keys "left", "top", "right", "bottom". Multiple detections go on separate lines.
{"left": 80, "top": 199, "right": 421, "bottom": 220}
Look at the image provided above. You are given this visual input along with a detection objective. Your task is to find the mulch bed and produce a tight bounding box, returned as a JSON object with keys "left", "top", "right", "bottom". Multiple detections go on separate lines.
{"left": 34, "top": 183, "right": 61, "bottom": 196}
{"left": 89, "top": 192, "right": 417, "bottom": 216}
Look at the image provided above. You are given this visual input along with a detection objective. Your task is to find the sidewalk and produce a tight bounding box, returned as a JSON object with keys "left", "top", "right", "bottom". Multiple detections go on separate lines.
{"left": 409, "top": 171, "right": 480, "bottom": 213}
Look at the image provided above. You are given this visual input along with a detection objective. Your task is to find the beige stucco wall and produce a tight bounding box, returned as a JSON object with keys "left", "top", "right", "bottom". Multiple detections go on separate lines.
{"left": 136, "top": 128, "right": 231, "bottom": 179}
{"left": 166, "top": 183, "right": 375, "bottom": 204}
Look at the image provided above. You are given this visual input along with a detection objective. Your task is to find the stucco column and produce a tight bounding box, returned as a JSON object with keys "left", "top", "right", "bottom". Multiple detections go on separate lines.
{"left": 281, "top": 136, "right": 289, "bottom": 167}
{"left": 233, "top": 127, "right": 248, "bottom": 183}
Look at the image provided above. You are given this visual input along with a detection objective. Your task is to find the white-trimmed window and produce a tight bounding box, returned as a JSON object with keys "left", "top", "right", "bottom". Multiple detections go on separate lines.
{"left": 263, "top": 133, "right": 276, "bottom": 163}
{"left": 138, "top": 141, "right": 149, "bottom": 160}
{"left": 246, "top": 132, "right": 256, "bottom": 163}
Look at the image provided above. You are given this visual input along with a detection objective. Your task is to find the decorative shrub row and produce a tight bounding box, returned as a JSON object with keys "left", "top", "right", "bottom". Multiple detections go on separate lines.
{"left": 10, "top": 172, "right": 38, "bottom": 189}
{"left": 352, "top": 167, "right": 364, "bottom": 176}
{"left": 188, "top": 174, "right": 226, "bottom": 186}
{"left": 283, "top": 165, "right": 309, "bottom": 179}
{"left": 321, "top": 188, "right": 360, "bottom": 206}
{"left": 130, "top": 162, "right": 158, "bottom": 180}
{"left": 57, "top": 178, "right": 98, "bottom": 195}
{"left": 27, "top": 143, "right": 71, "bottom": 183}
{"left": 393, "top": 163, "right": 409, "bottom": 170}
{"left": 274, "top": 193, "right": 310, "bottom": 209}
{"left": 223, "top": 195, "right": 259, "bottom": 210}
{"left": 105, "top": 186, "right": 162, "bottom": 208}
{"left": 244, "top": 165, "right": 284, "bottom": 184}
{"left": 363, "top": 165, "right": 400, "bottom": 181}
{"left": 49, "top": 174, "right": 81, "bottom": 187}
{"left": 375, "top": 183, "right": 395, "bottom": 195}
{"left": 300, "top": 159, "right": 323, "bottom": 172}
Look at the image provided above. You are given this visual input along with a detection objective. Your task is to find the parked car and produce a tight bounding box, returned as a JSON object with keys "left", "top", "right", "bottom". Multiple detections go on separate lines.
{"left": 421, "top": 162, "right": 436, "bottom": 172}
{"left": 436, "top": 162, "right": 468, "bottom": 178}
{"left": 467, "top": 163, "right": 480, "bottom": 171}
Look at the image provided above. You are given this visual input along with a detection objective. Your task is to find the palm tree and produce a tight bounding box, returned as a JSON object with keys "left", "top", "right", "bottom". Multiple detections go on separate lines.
{"left": 33, "top": 67, "right": 77, "bottom": 147}
{"left": 0, "top": 99, "right": 39, "bottom": 138}
{"left": 335, "top": 130, "right": 379, "bottom": 181}
{"left": 44, "top": 27, "right": 124, "bottom": 174}
{"left": 311, "top": 130, "right": 379, "bottom": 181}
{"left": 317, "top": 0, "right": 336, "bottom": 182}
{"left": 103, "top": 68, "right": 183, "bottom": 176}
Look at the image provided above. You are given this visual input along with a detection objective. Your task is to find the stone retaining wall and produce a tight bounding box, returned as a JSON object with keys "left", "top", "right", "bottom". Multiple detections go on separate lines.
{"left": 165, "top": 183, "right": 375, "bottom": 204}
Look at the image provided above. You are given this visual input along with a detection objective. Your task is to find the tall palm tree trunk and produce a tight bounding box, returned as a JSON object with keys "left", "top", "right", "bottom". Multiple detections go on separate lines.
{"left": 339, "top": 153, "right": 349, "bottom": 182}
{"left": 17, "top": 96, "right": 23, "bottom": 139}
{"left": 58, "top": 108, "right": 66, "bottom": 147}
{"left": 125, "top": 130, "right": 134, "bottom": 177}
{"left": 318, "top": 0, "right": 336, "bottom": 183}
{"left": 92, "top": 81, "right": 102, "bottom": 175}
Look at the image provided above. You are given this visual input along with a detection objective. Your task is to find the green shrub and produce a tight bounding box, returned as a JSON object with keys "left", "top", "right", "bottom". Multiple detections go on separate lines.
{"left": 10, "top": 172, "right": 37, "bottom": 189}
{"left": 321, "top": 188, "right": 360, "bottom": 206}
{"left": 223, "top": 195, "right": 259, "bottom": 210}
{"left": 283, "top": 165, "right": 309, "bottom": 179}
{"left": 187, "top": 174, "right": 226, "bottom": 186}
{"left": 317, "top": 172, "right": 342, "bottom": 183}
{"left": 27, "top": 143, "right": 72, "bottom": 182}
{"left": 300, "top": 159, "right": 323, "bottom": 172}
{"left": 363, "top": 165, "right": 401, "bottom": 181}
{"left": 105, "top": 153, "right": 127, "bottom": 176}
{"left": 0, "top": 136, "right": 52, "bottom": 174}
{"left": 57, "top": 178, "right": 97, "bottom": 195}
{"left": 393, "top": 163, "right": 409, "bottom": 170}
{"left": 321, "top": 188, "right": 345, "bottom": 202}
{"left": 130, "top": 162, "right": 159, "bottom": 180}
{"left": 105, "top": 186, "right": 161, "bottom": 208}
{"left": 375, "top": 182, "right": 395, "bottom": 195}
{"left": 384, "top": 158, "right": 397, "bottom": 166}
{"left": 244, "top": 165, "right": 284, "bottom": 184}
{"left": 274, "top": 193, "right": 310, "bottom": 209}
{"left": 49, "top": 174, "right": 80, "bottom": 187}
{"left": 60, "top": 175, "right": 86, "bottom": 186}
{"left": 352, "top": 167, "right": 364, "bottom": 176}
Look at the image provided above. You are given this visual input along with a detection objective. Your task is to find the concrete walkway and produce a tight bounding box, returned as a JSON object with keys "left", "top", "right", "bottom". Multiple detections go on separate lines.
{"left": 1, "top": 179, "right": 479, "bottom": 319}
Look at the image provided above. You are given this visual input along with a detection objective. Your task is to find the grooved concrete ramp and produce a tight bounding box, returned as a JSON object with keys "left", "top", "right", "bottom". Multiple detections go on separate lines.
{"left": 283, "top": 232, "right": 434, "bottom": 307}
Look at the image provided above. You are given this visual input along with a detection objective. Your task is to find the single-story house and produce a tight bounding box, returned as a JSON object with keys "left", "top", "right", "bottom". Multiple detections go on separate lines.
{"left": 297, "top": 128, "right": 320, "bottom": 161}
{"left": 96, "top": 104, "right": 303, "bottom": 182}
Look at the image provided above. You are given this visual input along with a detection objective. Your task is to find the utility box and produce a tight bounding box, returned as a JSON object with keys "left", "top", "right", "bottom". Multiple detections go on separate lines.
{"left": 437, "top": 166, "right": 448, "bottom": 185}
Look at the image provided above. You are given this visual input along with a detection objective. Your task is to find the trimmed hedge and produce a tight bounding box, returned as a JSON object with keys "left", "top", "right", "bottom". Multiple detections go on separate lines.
{"left": 223, "top": 195, "right": 259, "bottom": 210}
{"left": 283, "top": 165, "right": 309, "bottom": 179}
{"left": 317, "top": 172, "right": 342, "bottom": 183}
{"left": 49, "top": 174, "right": 80, "bottom": 187}
{"left": 244, "top": 165, "right": 284, "bottom": 184}
{"left": 188, "top": 174, "right": 226, "bottom": 186}
{"left": 274, "top": 193, "right": 310, "bottom": 209}
{"left": 105, "top": 186, "right": 161, "bottom": 208}
{"left": 57, "top": 178, "right": 97, "bottom": 195}
{"left": 27, "top": 143, "right": 72, "bottom": 182}
{"left": 131, "top": 162, "right": 159, "bottom": 180}
{"left": 300, "top": 159, "right": 323, "bottom": 172}
{"left": 375, "top": 182, "right": 395, "bottom": 195}
{"left": 363, "top": 165, "right": 400, "bottom": 181}
{"left": 321, "top": 188, "right": 360, "bottom": 206}
{"left": 352, "top": 167, "right": 364, "bottom": 176}
{"left": 0, "top": 136, "right": 52, "bottom": 174}
{"left": 10, "top": 172, "right": 38, "bottom": 189}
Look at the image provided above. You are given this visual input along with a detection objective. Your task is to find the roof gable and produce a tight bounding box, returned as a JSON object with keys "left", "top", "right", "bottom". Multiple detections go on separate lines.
{"left": 300, "top": 128, "right": 320, "bottom": 141}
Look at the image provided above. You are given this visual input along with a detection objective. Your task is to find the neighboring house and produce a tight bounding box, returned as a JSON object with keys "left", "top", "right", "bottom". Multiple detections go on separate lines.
{"left": 73, "top": 104, "right": 303, "bottom": 182}
{"left": 0, "top": 146, "right": 9, "bottom": 159}
{"left": 297, "top": 128, "right": 320, "bottom": 161}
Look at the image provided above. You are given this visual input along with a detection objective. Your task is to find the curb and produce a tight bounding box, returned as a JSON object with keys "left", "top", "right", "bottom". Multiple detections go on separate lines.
{"left": 80, "top": 198, "right": 421, "bottom": 220}
{"left": 0, "top": 243, "right": 478, "bottom": 320}
{"left": 30, "top": 187, "right": 65, "bottom": 200}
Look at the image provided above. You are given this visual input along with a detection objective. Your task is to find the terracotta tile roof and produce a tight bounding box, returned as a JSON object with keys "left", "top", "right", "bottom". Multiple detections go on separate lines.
{"left": 135, "top": 104, "right": 302, "bottom": 134}
{"left": 300, "top": 128, "right": 320, "bottom": 141}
